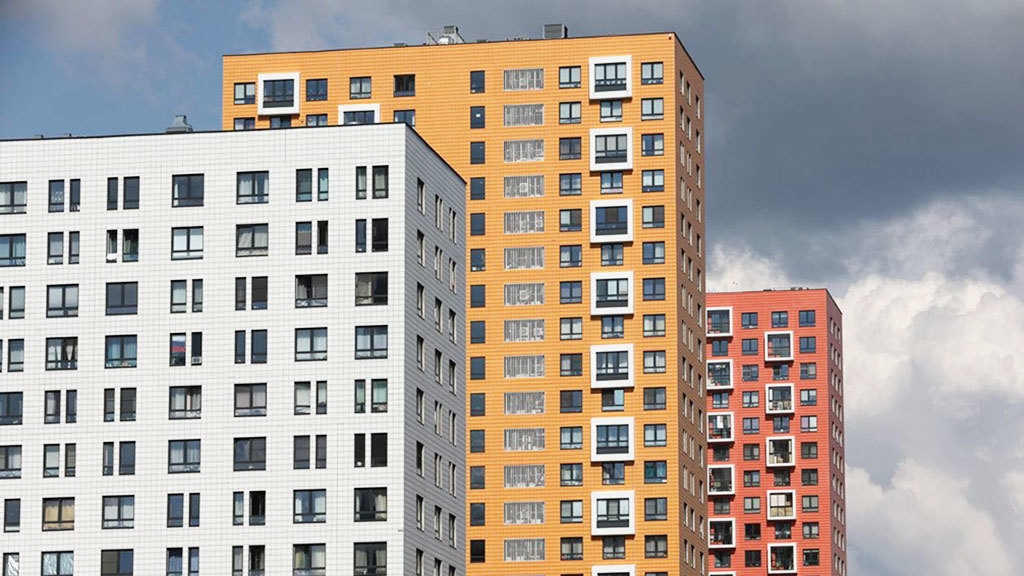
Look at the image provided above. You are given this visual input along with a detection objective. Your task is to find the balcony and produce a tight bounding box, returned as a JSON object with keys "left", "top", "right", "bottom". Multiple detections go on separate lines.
{"left": 590, "top": 127, "right": 633, "bottom": 171}
{"left": 767, "top": 543, "right": 797, "bottom": 574}
{"left": 592, "top": 344, "right": 633, "bottom": 389}
{"left": 708, "top": 465, "right": 734, "bottom": 496}
{"left": 767, "top": 490, "right": 796, "bottom": 521}
{"left": 592, "top": 417, "right": 634, "bottom": 462}
{"left": 709, "top": 519, "right": 736, "bottom": 548}
{"left": 707, "top": 413, "right": 734, "bottom": 443}
{"left": 766, "top": 437, "right": 796, "bottom": 467}
{"left": 591, "top": 490, "right": 635, "bottom": 536}
{"left": 707, "top": 361, "right": 733, "bottom": 390}
{"left": 257, "top": 72, "right": 300, "bottom": 116}
{"left": 765, "top": 332, "right": 794, "bottom": 362}
{"left": 591, "top": 200, "right": 634, "bottom": 244}
{"left": 589, "top": 56, "right": 633, "bottom": 100}
{"left": 765, "top": 384, "right": 794, "bottom": 414}
{"left": 707, "top": 308, "right": 733, "bottom": 338}
{"left": 591, "top": 271, "right": 634, "bottom": 316}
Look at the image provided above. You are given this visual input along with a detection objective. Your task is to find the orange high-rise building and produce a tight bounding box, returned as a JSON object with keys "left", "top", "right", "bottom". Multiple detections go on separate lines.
{"left": 222, "top": 26, "right": 708, "bottom": 576}
{"left": 704, "top": 289, "right": 847, "bottom": 576}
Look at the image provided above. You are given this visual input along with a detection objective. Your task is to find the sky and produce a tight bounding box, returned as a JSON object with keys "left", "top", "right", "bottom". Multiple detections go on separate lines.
{"left": 2, "top": 0, "right": 1024, "bottom": 573}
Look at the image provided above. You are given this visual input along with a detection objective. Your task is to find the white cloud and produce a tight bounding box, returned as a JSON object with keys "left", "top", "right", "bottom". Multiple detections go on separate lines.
{"left": 711, "top": 193, "right": 1024, "bottom": 574}
{"left": 6, "top": 0, "right": 160, "bottom": 55}
{"left": 847, "top": 461, "right": 1013, "bottom": 576}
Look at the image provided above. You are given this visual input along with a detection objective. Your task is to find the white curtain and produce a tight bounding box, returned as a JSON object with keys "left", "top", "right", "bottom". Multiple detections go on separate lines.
{"left": 4, "top": 554, "right": 18, "bottom": 576}
{"left": 253, "top": 225, "right": 268, "bottom": 249}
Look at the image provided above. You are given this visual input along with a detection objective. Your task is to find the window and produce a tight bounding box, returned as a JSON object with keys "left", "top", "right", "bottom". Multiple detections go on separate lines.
{"left": 46, "top": 337, "right": 78, "bottom": 370}
{"left": 354, "top": 542, "right": 386, "bottom": 575}
{"left": 744, "top": 470, "right": 761, "bottom": 486}
{"left": 744, "top": 496, "right": 761, "bottom": 514}
{"left": 0, "top": 181, "right": 27, "bottom": 214}
{"left": 104, "top": 335, "right": 136, "bottom": 368}
{"left": 467, "top": 69, "right": 486, "bottom": 93}
{"left": 560, "top": 500, "right": 583, "bottom": 523}
{"left": 645, "top": 535, "right": 668, "bottom": 558}
{"left": 641, "top": 133, "right": 664, "bottom": 156}
{"left": 234, "top": 82, "right": 256, "bottom": 104}
{"left": 645, "top": 460, "right": 667, "bottom": 483}
{"left": 594, "top": 62, "right": 627, "bottom": 91}
{"left": 470, "top": 285, "right": 485, "bottom": 308}
{"left": 802, "top": 495, "right": 819, "bottom": 512}
{"left": 594, "top": 134, "right": 627, "bottom": 162}
{"left": 641, "top": 205, "right": 665, "bottom": 228}
{"left": 304, "top": 78, "right": 327, "bottom": 101}
{"left": 347, "top": 76, "right": 371, "bottom": 99}
{"left": 600, "top": 100, "right": 622, "bottom": 121}
{"left": 469, "top": 177, "right": 486, "bottom": 200}
{"left": 642, "top": 169, "right": 665, "bottom": 192}
{"left": 739, "top": 338, "right": 758, "bottom": 355}
{"left": 559, "top": 173, "right": 582, "bottom": 196}
{"left": 168, "top": 440, "right": 200, "bottom": 473}
{"left": 470, "top": 249, "right": 485, "bottom": 271}
{"left": 801, "top": 415, "right": 818, "bottom": 432}
{"left": 296, "top": 328, "right": 328, "bottom": 361}
{"left": 743, "top": 365, "right": 760, "bottom": 382}
{"left": 47, "top": 284, "right": 79, "bottom": 317}
{"left": 802, "top": 442, "right": 818, "bottom": 459}
{"left": 469, "top": 213, "right": 485, "bottom": 236}
{"left": 560, "top": 390, "right": 583, "bottom": 413}
{"left": 772, "top": 311, "right": 789, "bottom": 327}
{"left": 559, "top": 101, "right": 581, "bottom": 124}
{"left": 560, "top": 426, "right": 583, "bottom": 449}
{"left": 641, "top": 61, "right": 664, "bottom": 84}
{"left": 643, "top": 241, "right": 665, "bottom": 264}
{"left": 0, "top": 445, "right": 21, "bottom": 480}
{"left": 743, "top": 418, "right": 760, "bottom": 435}
{"left": 469, "top": 430, "right": 485, "bottom": 453}
{"left": 171, "top": 227, "right": 203, "bottom": 259}
{"left": 0, "top": 393, "right": 20, "bottom": 426}
{"left": 741, "top": 312, "right": 758, "bottom": 328}
{"left": 601, "top": 244, "right": 624, "bottom": 266}
{"left": 292, "top": 489, "right": 326, "bottom": 524}
{"left": 799, "top": 309, "right": 816, "bottom": 326}
{"left": 234, "top": 224, "right": 268, "bottom": 257}
{"left": 292, "top": 274, "right": 328, "bottom": 308}
{"left": 234, "top": 117, "right": 256, "bottom": 130}
{"left": 293, "top": 544, "right": 326, "bottom": 576}
{"left": 106, "top": 282, "right": 138, "bottom": 315}
{"left": 800, "top": 336, "right": 817, "bottom": 353}
{"left": 229, "top": 171, "right": 270, "bottom": 204}
{"left": 559, "top": 66, "right": 581, "bottom": 88}
{"left": 469, "top": 105, "right": 485, "bottom": 128}
{"left": 560, "top": 281, "right": 582, "bottom": 303}
{"left": 743, "top": 391, "right": 760, "bottom": 408}
{"left": 801, "top": 389, "right": 818, "bottom": 405}
{"left": 800, "top": 362, "right": 817, "bottom": 379}
{"left": 41, "top": 497, "right": 74, "bottom": 530}
{"left": 559, "top": 137, "right": 582, "bottom": 160}
{"left": 354, "top": 487, "right": 387, "bottom": 522}
{"left": 102, "top": 496, "right": 134, "bottom": 529}
{"left": 560, "top": 317, "right": 583, "bottom": 340}
{"left": 641, "top": 97, "right": 664, "bottom": 120}
{"left": 643, "top": 277, "right": 666, "bottom": 300}
{"left": 560, "top": 245, "right": 582, "bottom": 267}
{"left": 355, "top": 326, "right": 387, "bottom": 359}
{"left": 394, "top": 74, "right": 415, "bottom": 96}
{"left": 170, "top": 174, "right": 204, "bottom": 207}
{"left": 644, "top": 424, "right": 667, "bottom": 446}
{"left": 168, "top": 386, "right": 201, "bottom": 420}
{"left": 233, "top": 384, "right": 267, "bottom": 417}
{"left": 470, "top": 141, "right": 485, "bottom": 164}
{"left": 0, "top": 235, "right": 26, "bottom": 267}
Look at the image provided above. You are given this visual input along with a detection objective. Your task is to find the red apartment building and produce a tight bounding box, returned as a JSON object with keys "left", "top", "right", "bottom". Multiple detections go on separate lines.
{"left": 704, "top": 289, "right": 847, "bottom": 576}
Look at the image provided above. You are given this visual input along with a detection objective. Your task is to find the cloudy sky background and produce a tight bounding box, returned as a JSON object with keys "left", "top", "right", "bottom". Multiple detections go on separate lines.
{"left": 3, "top": 0, "right": 1024, "bottom": 573}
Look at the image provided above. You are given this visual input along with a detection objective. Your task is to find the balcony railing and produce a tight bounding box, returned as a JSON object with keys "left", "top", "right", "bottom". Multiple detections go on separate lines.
{"left": 595, "top": 222, "right": 628, "bottom": 235}
{"left": 708, "top": 427, "right": 732, "bottom": 440}
{"left": 708, "top": 320, "right": 730, "bottom": 335}
{"left": 596, "top": 514, "right": 630, "bottom": 528}
{"left": 768, "top": 399, "right": 793, "bottom": 412}
{"left": 595, "top": 295, "right": 629, "bottom": 308}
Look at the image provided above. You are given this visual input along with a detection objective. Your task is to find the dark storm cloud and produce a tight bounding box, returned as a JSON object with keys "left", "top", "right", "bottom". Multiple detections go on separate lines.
{"left": 250, "top": 0, "right": 1024, "bottom": 280}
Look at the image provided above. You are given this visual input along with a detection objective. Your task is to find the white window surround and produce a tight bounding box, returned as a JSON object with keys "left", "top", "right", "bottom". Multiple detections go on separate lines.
{"left": 707, "top": 306, "right": 733, "bottom": 337}
{"left": 337, "top": 103, "right": 382, "bottom": 125}
{"left": 589, "top": 127, "right": 634, "bottom": 171}
{"left": 590, "top": 198, "right": 634, "bottom": 244}
{"left": 766, "top": 490, "right": 797, "bottom": 521}
{"left": 767, "top": 543, "right": 799, "bottom": 574}
{"left": 706, "top": 358, "right": 733, "bottom": 390}
{"left": 590, "top": 270, "right": 634, "bottom": 316}
{"left": 709, "top": 573, "right": 737, "bottom": 576}
{"left": 707, "top": 464, "right": 735, "bottom": 496}
{"left": 590, "top": 490, "right": 635, "bottom": 536}
{"left": 707, "top": 411, "right": 734, "bottom": 443}
{"left": 593, "top": 565, "right": 636, "bottom": 576}
{"left": 764, "top": 330, "right": 795, "bottom": 362}
{"left": 766, "top": 436, "right": 796, "bottom": 467}
{"left": 590, "top": 343, "right": 634, "bottom": 390}
{"left": 257, "top": 72, "right": 300, "bottom": 116}
{"left": 589, "top": 55, "right": 633, "bottom": 100}
{"left": 765, "top": 383, "right": 795, "bottom": 415}
{"left": 590, "top": 416, "right": 635, "bottom": 463}
{"left": 708, "top": 518, "right": 736, "bottom": 549}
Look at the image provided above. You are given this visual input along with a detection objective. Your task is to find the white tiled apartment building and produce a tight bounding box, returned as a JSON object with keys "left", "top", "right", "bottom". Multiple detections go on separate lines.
{"left": 0, "top": 123, "right": 466, "bottom": 576}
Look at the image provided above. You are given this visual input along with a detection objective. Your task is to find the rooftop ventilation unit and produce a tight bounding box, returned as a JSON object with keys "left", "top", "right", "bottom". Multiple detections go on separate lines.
{"left": 544, "top": 23, "right": 569, "bottom": 39}
{"left": 166, "top": 115, "right": 193, "bottom": 134}
{"left": 427, "top": 25, "right": 465, "bottom": 45}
